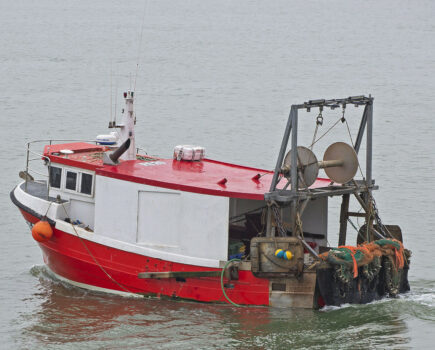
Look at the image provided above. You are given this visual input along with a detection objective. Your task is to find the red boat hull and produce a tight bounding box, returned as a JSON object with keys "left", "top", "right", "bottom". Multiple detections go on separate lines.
{"left": 20, "top": 209, "right": 270, "bottom": 305}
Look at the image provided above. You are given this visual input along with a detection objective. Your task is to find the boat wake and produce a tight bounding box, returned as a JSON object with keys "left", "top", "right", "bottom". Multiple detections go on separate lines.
{"left": 320, "top": 281, "right": 435, "bottom": 323}
{"left": 28, "top": 264, "right": 91, "bottom": 297}
{"left": 397, "top": 284, "right": 435, "bottom": 322}
{"left": 399, "top": 286, "right": 435, "bottom": 307}
{"left": 30, "top": 264, "right": 59, "bottom": 281}
{"left": 319, "top": 297, "right": 392, "bottom": 312}
{"left": 29, "top": 264, "right": 150, "bottom": 301}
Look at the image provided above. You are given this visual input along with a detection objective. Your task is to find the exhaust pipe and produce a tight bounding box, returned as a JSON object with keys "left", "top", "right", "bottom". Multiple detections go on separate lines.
{"left": 103, "top": 138, "right": 131, "bottom": 165}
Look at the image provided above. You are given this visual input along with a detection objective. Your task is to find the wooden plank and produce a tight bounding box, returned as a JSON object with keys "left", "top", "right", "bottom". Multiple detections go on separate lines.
{"left": 138, "top": 270, "right": 221, "bottom": 279}
{"left": 347, "top": 212, "right": 366, "bottom": 217}
{"left": 338, "top": 194, "right": 350, "bottom": 246}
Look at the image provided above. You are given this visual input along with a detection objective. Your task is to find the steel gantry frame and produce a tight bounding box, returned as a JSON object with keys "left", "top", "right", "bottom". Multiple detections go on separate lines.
{"left": 264, "top": 95, "right": 377, "bottom": 251}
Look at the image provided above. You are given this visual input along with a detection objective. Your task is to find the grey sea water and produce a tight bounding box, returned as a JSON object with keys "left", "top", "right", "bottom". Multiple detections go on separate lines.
{"left": 1, "top": 0, "right": 434, "bottom": 348}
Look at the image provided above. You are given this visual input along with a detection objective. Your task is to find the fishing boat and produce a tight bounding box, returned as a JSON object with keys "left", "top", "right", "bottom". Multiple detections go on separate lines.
{"left": 11, "top": 93, "right": 410, "bottom": 308}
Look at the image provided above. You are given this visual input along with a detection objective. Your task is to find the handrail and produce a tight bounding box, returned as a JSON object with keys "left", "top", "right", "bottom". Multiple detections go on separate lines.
{"left": 24, "top": 139, "right": 151, "bottom": 198}
{"left": 26, "top": 139, "right": 98, "bottom": 146}
{"left": 136, "top": 147, "right": 148, "bottom": 155}
{"left": 24, "top": 141, "right": 55, "bottom": 197}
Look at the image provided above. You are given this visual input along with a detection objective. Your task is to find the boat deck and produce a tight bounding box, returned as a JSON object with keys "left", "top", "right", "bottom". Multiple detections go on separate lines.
{"left": 20, "top": 181, "right": 67, "bottom": 203}
{"left": 43, "top": 142, "right": 332, "bottom": 200}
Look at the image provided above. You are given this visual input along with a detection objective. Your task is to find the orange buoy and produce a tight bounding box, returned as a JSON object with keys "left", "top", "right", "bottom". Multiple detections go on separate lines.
{"left": 31, "top": 217, "right": 53, "bottom": 242}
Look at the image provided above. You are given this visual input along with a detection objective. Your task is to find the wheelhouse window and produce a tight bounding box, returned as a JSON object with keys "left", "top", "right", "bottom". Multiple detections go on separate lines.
{"left": 65, "top": 171, "right": 77, "bottom": 191}
{"left": 49, "top": 166, "right": 62, "bottom": 188}
{"left": 80, "top": 173, "right": 93, "bottom": 195}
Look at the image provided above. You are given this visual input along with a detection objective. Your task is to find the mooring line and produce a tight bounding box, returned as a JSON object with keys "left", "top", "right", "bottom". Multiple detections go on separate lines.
{"left": 60, "top": 203, "right": 134, "bottom": 295}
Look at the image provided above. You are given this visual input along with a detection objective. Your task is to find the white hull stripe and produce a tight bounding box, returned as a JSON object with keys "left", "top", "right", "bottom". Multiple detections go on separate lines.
{"left": 47, "top": 266, "right": 142, "bottom": 298}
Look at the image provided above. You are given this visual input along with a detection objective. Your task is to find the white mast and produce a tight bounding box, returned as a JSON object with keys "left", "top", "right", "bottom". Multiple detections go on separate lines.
{"left": 119, "top": 90, "right": 136, "bottom": 161}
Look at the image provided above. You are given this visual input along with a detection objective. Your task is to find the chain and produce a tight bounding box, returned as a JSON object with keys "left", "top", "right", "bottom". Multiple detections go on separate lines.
{"left": 371, "top": 196, "right": 394, "bottom": 238}
{"left": 295, "top": 212, "right": 304, "bottom": 239}
{"left": 270, "top": 203, "right": 287, "bottom": 237}
{"left": 269, "top": 201, "right": 305, "bottom": 239}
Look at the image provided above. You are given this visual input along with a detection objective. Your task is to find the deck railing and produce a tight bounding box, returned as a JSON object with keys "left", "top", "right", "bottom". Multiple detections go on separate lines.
{"left": 24, "top": 139, "right": 98, "bottom": 198}
{"left": 23, "top": 139, "right": 149, "bottom": 198}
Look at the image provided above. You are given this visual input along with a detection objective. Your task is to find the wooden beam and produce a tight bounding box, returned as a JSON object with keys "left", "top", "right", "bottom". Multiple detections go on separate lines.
{"left": 138, "top": 270, "right": 221, "bottom": 279}
{"left": 366, "top": 197, "right": 374, "bottom": 242}
{"left": 338, "top": 194, "right": 350, "bottom": 246}
{"left": 353, "top": 192, "right": 368, "bottom": 212}
{"left": 348, "top": 212, "right": 366, "bottom": 218}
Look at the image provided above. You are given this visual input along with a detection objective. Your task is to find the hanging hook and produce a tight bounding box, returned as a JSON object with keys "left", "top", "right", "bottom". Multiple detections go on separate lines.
{"left": 341, "top": 103, "right": 346, "bottom": 123}
{"left": 316, "top": 106, "right": 324, "bottom": 126}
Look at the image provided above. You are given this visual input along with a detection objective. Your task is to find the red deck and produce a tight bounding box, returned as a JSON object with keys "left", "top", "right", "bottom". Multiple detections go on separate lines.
{"left": 44, "top": 142, "right": 331, "bottom": 200}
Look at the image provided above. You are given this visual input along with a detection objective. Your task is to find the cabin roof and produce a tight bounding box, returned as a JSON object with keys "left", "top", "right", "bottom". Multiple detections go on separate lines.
{"left": 44, "top": 142, "right": 331, "bottom": 200}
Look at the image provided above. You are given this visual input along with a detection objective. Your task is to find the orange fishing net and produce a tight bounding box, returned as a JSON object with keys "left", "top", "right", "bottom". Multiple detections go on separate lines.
{"left": 319, "top": 238, "right": 405, "bottom": 279}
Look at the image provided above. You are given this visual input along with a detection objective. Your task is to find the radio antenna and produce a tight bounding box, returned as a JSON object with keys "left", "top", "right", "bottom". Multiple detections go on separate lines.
{"left": 114, "top": 76, "right": 118, "bottom": 126}
{"left": 110, "top": 61, "right": 113, "bottom": 123}
{"left": 134, "top": 0, "right": 149, "bottom": 92}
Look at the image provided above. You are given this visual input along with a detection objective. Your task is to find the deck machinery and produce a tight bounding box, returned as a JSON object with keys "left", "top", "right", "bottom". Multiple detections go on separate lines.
{"left": 252, "top": 95, "right": 410, "bottom": 307}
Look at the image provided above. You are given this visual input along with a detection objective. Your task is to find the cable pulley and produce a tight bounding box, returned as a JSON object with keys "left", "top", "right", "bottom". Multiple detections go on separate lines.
{"left": 281, "top": 142, "right": 358, "bottom": 188}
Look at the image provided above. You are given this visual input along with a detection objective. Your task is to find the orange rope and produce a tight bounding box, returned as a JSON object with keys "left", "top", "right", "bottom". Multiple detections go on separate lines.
{"left": 320, "top": 239, "right": 406, "bottom": 280}
{"left": 389, "top": 239, "right": 405, "bottom": 269}
{"left": 338, "top": 246, "right": 358, "bottom": 278}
